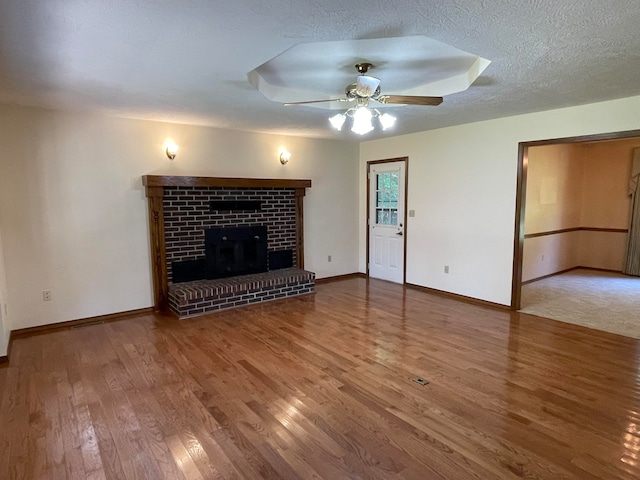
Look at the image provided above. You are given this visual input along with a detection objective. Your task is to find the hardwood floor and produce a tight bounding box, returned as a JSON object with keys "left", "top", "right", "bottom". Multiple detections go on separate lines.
{"left": 1, "top": 277, "right": 640, "bottom": 479}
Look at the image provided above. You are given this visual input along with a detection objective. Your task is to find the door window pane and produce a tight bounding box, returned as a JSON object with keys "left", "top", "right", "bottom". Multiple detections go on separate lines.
{"left": 375, "top": 171, "right": 399, "bottom": 225}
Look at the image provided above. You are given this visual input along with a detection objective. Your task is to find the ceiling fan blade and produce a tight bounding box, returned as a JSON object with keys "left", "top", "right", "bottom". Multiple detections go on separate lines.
{"left": 284, "top": 98, "right": 350, "bottom": 106}
{"left": 376, "top": 95, "right": 443, "bottom": 106}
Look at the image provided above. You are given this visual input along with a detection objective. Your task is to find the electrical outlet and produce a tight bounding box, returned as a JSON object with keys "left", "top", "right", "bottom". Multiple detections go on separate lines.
{"left": 43, "top": 290, "right": 52, "bottom": 301}
{"left": 444, "top": 265, "right": 449, "bottom": 274}
{"left": 409, "top": 209, "right": 416, "bottom": 217}
{"left": 541, "top": 254, "right": 545, "bottom": 261}
{"left": 328, "top": 255, "right": 332, "bottom": 262}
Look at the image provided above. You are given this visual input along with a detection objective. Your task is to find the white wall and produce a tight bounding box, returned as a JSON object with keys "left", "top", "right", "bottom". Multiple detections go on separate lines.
{"left": 359, "top": 95, "right": 640, "bottom": 306}
{"left": 0, "top": 104, "right": 359, "bottom": 333}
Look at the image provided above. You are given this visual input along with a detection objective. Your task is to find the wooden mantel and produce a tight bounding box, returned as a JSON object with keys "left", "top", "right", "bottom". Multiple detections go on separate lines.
{"left": 143, "top": 175, "right": 312, "bottom": 190}
{"left": 142, "top": 175, "right": 312, "bottom": 311}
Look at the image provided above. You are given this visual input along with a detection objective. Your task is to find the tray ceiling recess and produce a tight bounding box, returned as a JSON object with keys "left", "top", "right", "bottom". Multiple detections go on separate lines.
{"left": 248, "top": 36, "right": 491, "bottom": 111}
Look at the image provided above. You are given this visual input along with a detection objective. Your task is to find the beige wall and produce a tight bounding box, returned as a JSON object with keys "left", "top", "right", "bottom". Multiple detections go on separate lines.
{"left": 0, "top": 104, "right": 359, "bottom": 341}
{"left": 525, "top": 144, "right": 584, "bottom": 234}
{"left": 522, "top": 139, "right": 637, "bottom": 282}
{"left": 578, "top": 139, "right": 638, "bottom": 271}
{"left": 523, "top": 144, "right": 583, "bottom": 281}
{"left": 579, "top": 139, "right": 638, "bottom": 227}
{"left": 523, "top": 231, "right": 581, "bottom": 282}
{"left": 360, "top": 95, "right": 640, "bottom": 306}
{"left": 578, "top": 230, "right": 629, "bottom": 270}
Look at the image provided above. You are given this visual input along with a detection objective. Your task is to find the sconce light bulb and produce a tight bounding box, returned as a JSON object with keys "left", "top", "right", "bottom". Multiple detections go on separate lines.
{"left": 166, "top": 143, "right": 179, "bottom": 159}
{"left": 280, "top": 150, "right": 291, "bottom": 165}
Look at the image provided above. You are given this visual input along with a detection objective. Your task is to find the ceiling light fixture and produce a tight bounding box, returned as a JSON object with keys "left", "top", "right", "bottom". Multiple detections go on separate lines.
{"left": 329, "top": 105, "right": 396, "bottom": 135}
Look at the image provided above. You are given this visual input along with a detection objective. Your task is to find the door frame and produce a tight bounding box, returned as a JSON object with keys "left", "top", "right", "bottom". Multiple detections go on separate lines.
{"left": 511, "top": 128, "right": 640, "bottom": 310}
{"left": 366, "top": 157, "right": 409, "bottom": 284}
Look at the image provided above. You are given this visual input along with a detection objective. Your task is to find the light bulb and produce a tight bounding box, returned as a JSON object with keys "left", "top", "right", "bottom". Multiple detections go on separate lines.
{"left": 329, "top": 113, "right": 346, "bottom": 130}
{"left": 379, "top": 113, "right": 396, "bottom": 130}
{"left": 279, "top": 150, "right": 291, "bottom": 164}
{"left": 351, "top": 107, "right": 374, "bottom": 135}
{"left": 165, "top": 142, "right": 179, "bottom": 159}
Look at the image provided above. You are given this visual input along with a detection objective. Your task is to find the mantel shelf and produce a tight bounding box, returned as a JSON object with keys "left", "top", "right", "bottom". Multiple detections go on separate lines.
{"left": 142, "top": 175, "right": 311, "bottom": 191}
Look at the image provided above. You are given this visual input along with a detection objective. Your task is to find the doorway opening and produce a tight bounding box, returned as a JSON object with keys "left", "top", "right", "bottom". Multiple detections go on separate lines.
{"left": 512, "top": 129, "right": 640, "bottom": 311}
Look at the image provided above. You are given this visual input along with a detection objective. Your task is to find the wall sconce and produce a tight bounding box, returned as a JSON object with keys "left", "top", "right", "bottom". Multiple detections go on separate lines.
{"left": 165, "top": 142, "right": 179, "bottom": 160}
{"left": 279, "top": 150, "right": 291, "bottom": 165}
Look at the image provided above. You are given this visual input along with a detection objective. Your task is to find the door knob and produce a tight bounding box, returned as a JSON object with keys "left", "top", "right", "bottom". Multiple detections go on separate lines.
{"left": 396, "top": 231, "right": 403, "bottom": 236}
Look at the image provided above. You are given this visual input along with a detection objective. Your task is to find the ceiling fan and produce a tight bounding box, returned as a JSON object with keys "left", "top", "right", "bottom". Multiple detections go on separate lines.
{"left": 284, "top": 62, "right": 444, "bottom": 108}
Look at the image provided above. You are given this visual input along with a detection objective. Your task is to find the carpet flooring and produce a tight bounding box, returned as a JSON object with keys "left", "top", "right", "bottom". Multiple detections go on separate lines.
{"left": 520, "top": 268, "right": 640, "bottom": 339}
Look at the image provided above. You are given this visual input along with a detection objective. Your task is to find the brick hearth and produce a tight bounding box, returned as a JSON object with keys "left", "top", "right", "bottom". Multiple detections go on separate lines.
{"left": 168, "top": 268, "right": 315, "bottom": 318}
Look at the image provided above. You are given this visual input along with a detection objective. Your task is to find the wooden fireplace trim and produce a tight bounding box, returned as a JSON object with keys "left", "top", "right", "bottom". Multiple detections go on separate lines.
{"left": 142, "top": 175, "right": 312, "bottom": 311}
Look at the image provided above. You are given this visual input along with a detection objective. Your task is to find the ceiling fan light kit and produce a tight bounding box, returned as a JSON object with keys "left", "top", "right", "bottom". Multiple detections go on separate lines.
{"left": 329, "top": 106, "right": 396, "bottom": 135}
{"left": 293, "top": 62, "right": 443, "bottom": 135}
{"left": 248, "top": 36, "right": 491, "bottom": 136}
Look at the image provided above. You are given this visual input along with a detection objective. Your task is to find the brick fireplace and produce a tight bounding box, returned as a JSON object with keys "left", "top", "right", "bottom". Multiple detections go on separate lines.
{"left": 164, "top": 187, "right": 296, "bottom": 282}
{"left": 142, "top": 176, "right": 314, "bottom": 317}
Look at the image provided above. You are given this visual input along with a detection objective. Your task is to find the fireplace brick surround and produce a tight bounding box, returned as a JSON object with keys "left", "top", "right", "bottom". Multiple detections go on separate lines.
{"left": 163, "top": 186, "right": 297, "bottom": 283}
{"left": 142, "top": 176, "right": 313, "bottom": 317}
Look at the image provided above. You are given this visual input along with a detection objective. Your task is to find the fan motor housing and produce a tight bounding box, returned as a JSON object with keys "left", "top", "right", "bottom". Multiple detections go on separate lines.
{"left": 345, "top": 82, "right": 380, "bottom": 99}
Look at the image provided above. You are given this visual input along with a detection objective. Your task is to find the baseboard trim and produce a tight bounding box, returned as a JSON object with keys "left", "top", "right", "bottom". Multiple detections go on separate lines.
{"left": 405, "top": 283, "right": 510, "bottom": 311}
{"left": 523, "top": 266, "right": 622, "bottom": 285}
{"left": 522, "top": 267, "right": 577, "bottom": 285}
{"left": 315, "top": 272, "right": 366, "bottom": 284}
{"left": 579, "top": 266, "right": 623, "bottom": 274}
{"left": 6, "top": 307, "right": 155, "bottom": 363}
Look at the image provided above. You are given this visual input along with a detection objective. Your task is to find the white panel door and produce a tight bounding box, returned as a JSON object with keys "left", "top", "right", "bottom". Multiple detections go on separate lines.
{"left": 368, "top": 161, "right": 406, "bottom": 283}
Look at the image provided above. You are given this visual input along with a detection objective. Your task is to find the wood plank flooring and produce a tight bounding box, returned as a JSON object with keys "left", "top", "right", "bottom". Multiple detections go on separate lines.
{"left": 1, "top": 277, "right": 640, "bottom": 479}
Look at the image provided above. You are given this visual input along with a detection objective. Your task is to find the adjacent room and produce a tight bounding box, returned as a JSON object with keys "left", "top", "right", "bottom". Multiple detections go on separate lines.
{"left": 1, "top": 1, "right": 640, "bottom": 479}
{"left": 519, "top": 139, "right": 640, "bottom": 338}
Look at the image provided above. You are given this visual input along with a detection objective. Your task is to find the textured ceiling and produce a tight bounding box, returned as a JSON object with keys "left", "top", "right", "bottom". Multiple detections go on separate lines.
{"left": 1, "top": 0, "right": 640, "bottom": 141}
